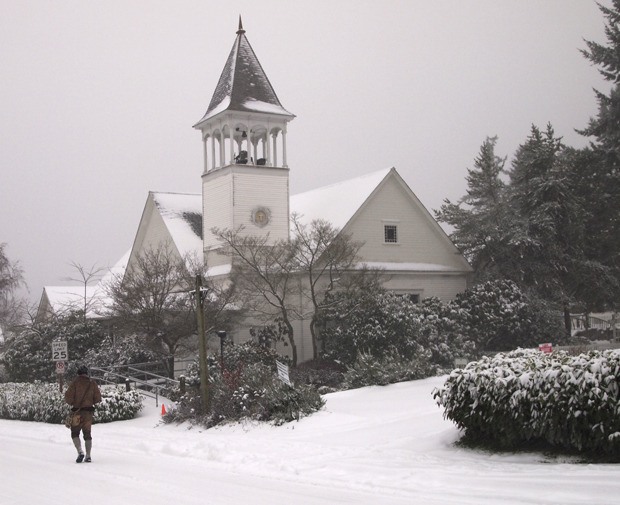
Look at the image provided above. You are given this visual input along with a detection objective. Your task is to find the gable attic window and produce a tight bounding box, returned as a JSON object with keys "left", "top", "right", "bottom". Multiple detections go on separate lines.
{"left": 384, "top": 224, "right": 398, "bottom": 244}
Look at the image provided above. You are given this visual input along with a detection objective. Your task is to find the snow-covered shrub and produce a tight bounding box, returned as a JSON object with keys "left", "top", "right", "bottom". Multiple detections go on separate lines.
{"left": 164, "top": 342, "right": 324, "bottom": 427}
{"left": 320, "top": 291, "right": 434, "bottom": 365}
{"left": 0, "top": 382, "right": 143, "bottom": 423}
{"left": 343, "top": 350, "right": 438, "bottom": 389}
{"left": 261, "top": 380, "right": 324, "bottom": 425}
{"left": 319, "top": 291, "right": 476, "bottom": 373}
{"left": 0, "top": 382, "right": 67, "bottom": 422}
{"left": 451, "top": 280, "right": 562, "bottom": 351}
{"left": 434, "top": 349, "right": 620, "bottom": 458}
{"left": 93, "top": 387, "right": 143, "bottom": 423}
{"left": 319, "top": 280, "right": 561, "bottom": 381}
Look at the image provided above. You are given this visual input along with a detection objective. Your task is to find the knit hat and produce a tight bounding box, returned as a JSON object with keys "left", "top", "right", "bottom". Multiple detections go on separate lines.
{"left": 77, "top": 365, "right": 88, "bottom": 376}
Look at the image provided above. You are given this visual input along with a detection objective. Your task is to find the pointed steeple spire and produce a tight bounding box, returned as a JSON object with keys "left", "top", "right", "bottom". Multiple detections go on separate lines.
{"left": 194, "top": 20, "right": 293, "bottom": 127}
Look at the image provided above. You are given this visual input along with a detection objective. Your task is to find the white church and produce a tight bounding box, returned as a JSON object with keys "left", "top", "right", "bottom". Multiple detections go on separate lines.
{"left": 38, "top": 20, "right": 472, "bottom": 364}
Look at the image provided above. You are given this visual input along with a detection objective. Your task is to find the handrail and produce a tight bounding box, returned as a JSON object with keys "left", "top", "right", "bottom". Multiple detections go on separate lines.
{"left": 90, "top": 366, "right": 179, "bottom": 407}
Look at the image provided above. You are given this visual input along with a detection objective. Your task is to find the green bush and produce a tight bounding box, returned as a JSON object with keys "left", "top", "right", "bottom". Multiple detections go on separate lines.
{"left": 434, "top": 349, "right": 620, "bottom": 459}
{"left": 0, "top": 382, "right": 143, "bottom": 424}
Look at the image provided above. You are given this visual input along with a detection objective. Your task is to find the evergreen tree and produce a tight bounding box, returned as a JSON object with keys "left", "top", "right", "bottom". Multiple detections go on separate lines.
{"left": 563, "top": 147, "right": 620, "bottom": 312}
{"left": 0, "top": 243, "right": 24, "bottom": 330}
{"left": 435, "top": 137, "right": 511, "bottom": 279}
{"left": 581, "top": 0, "right": 620, "bottom": 84}
{"left": 578, "top": 0, "right": 620, "bottom": 310}
{"left": 507, "top": 124, "right": 594, "bottom": 335}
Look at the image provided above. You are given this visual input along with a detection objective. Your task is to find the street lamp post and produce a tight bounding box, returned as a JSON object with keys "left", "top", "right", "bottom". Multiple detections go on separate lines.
{"left": 195, "top": 275, "right": 209, "bottom": 413}
{"left": 217, "top": 331, "right": 227, "bottom": 371}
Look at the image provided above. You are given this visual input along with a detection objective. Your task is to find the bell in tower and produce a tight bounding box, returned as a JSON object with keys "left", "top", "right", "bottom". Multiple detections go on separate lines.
{"left": 193, "top": 17, "right": 295, "bottom": 171}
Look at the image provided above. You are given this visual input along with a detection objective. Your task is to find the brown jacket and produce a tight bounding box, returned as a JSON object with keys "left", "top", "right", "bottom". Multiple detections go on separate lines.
{"left": 64, "top": 375, "right": 102, "bottom": 411}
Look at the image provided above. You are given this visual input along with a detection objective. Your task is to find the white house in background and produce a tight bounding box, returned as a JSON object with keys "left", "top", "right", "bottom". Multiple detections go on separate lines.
{"left": 38, "top": 20, "right": 472, "bottom": 362}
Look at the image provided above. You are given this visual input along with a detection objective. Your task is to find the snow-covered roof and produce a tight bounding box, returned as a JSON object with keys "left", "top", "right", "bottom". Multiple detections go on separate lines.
{"left": 151, "top": 192, "right": 203, "bottom": 260}
{"left": 358, "top": 262, "right": 463, "bottom": 273}
{"left": 290, "top": 168, "right": 392, "bottom": 230}
{"left": 194, "top": 21, "right": 293, "bottom": 126}
{"left": 41, "top": 285, "right": 104, "bottom": 319}
{"left": 39, "top": 250, "right": 130, "bottom": 321}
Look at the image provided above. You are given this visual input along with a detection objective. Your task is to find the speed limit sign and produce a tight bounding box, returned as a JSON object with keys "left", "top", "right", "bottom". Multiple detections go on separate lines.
{"left": 52, "top": 341, "right": 68, "bottom": 361}
{"left": 55, "top": 361, "right": 66, "bottom": 374}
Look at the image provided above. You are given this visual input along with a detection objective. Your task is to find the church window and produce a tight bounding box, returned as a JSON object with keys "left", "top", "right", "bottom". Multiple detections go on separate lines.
{"left": 393, "top": 292, "right": 421, "bottom": 303}
{"left": 384, "top": 224, "right": 398, "bottom": 243}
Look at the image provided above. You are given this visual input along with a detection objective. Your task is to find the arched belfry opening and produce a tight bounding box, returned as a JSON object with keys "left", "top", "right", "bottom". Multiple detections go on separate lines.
{"left": 193, "top": 18, "right": 294, "bottom": 172}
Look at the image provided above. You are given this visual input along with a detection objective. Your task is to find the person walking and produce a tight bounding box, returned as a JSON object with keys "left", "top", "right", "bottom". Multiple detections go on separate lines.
{"left": 64, "top": 365, "right": 102, "bottom": 463}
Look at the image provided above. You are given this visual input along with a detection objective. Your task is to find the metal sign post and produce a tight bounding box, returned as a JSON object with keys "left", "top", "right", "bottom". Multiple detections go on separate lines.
{"left": 55, "top": 361, "right": 66, "bottom": 392}
{"left": 52, "top": 341, "right": 68, "bottom": 392}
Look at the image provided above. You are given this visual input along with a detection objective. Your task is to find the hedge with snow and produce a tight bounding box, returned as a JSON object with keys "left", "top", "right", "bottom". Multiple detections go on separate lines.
{"left": 0, "top": 382, "right": 143, "bottom": 424}
{"left": 433, "top": 349, "right": 620, "bottom": 458}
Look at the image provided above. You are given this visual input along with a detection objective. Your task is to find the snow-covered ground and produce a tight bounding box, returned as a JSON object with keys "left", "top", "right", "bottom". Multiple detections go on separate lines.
{"left": 1, "top": 376, "right": 618, "bottom": 505}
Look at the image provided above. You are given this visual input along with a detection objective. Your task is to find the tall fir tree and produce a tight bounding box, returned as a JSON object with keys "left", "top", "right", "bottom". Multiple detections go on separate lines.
{"left": 578, "top": 0, "right": 620, "bottom": 311}
{"left": 508, "top": 124, "right": 589, "bottom": 336}
{"left": 435, "top": 136, "right": 511, "bottom": 280}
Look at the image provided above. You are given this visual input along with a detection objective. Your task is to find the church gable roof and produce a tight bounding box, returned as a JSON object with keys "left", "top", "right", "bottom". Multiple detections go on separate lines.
{"left": 195, "top": 20, "right": 293, "bottom": 125}
{"left": 291, "top": 167, "right": 472, "bottom": 273}
{"left": 290, "top": 168, "right": 392, "bottom": 230}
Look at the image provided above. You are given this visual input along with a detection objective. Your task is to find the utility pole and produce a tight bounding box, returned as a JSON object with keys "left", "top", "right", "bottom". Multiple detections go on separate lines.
{"left": 195, "top": 274, "right": 209, "bottom": 413}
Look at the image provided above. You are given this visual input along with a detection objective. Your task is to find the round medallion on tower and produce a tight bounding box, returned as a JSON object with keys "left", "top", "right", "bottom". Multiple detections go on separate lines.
{"left": 251, "top": 206, "right": 271, "bottom": 228}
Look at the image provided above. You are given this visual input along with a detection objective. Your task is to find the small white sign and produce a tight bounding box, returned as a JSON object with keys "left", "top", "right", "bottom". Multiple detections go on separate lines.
{"left": 52, "top": 341, "right": 68, "bottom": 361}
{"left": 55, "top": 361, "right": 66, "bottom": 374}
{"left": 276, "top": 360, "right": 292, "bottom": 387}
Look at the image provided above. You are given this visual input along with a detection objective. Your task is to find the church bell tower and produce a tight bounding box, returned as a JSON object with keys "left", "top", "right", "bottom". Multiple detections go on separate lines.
{"left": 193, "top": 18, "right": 295, "bottom": 263}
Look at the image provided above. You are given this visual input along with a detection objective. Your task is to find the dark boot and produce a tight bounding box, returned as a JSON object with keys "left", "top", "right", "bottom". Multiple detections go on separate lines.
{"left": 73, "top": 437, "right": 84, "bottom": 463}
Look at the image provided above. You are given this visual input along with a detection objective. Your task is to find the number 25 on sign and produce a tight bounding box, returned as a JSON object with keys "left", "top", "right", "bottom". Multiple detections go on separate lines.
{"left": 52, "top": 341, "right": 68, "bottom": 361}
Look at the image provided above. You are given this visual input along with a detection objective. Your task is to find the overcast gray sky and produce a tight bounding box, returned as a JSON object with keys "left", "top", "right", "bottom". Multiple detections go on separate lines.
{"left": 0, "top": 0, "right": 611, "bottom": 304}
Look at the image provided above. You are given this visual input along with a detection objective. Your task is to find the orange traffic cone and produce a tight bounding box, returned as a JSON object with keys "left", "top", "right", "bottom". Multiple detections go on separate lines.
{"left": 161, "top": 404, "right": 166, "bottom": 415}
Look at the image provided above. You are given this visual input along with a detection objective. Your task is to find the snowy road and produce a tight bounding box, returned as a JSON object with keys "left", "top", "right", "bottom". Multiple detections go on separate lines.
{"left": 1, "top": 376, "right": 619, "bottom": 505}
